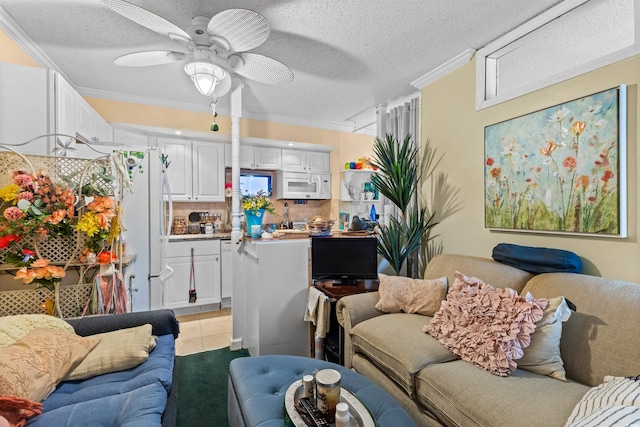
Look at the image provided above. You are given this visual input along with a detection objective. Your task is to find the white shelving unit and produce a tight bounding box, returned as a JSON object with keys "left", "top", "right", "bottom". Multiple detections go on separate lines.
{"left": 340, "top": 170, "right": 383, "bottom": 222}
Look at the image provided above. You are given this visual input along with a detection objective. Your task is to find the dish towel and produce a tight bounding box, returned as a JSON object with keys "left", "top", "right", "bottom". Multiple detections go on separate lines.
{"left": 304, "top": 287, "right": 331, "bottom": 338}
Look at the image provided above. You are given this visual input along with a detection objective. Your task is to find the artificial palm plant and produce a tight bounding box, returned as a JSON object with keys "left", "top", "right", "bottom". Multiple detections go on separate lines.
{"left": 369, "top": 134, "right": 437, "bottom": 277}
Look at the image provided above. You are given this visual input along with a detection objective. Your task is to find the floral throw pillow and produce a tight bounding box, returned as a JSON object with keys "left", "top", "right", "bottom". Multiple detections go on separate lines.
{"left": 424, "top": 271, "right": 547, "bottom": 376}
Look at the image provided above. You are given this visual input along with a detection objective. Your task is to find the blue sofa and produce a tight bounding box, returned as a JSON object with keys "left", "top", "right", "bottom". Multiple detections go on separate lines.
{"left": 27, "top": 309, "right": 180, "bottom": 427}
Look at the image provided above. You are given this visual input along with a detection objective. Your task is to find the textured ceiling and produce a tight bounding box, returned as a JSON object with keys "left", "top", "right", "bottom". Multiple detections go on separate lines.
{"left": 0, "top": 0, "right": 564, "bottom": 135}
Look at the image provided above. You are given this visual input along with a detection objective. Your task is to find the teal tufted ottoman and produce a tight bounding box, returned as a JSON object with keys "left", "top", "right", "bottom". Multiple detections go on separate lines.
{"left": 228, "top": 355, "right": 415, "bottom": 426}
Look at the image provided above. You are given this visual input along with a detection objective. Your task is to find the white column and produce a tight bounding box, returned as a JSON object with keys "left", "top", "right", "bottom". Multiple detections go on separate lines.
{"left": 230, "top": 76, "right": 245, "bottom": 350}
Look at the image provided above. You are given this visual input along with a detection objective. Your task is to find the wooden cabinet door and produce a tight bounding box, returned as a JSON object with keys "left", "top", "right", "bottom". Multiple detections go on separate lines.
{"left": 193, "top": 141, "right": 224, "bottom": 201}
{"left": 159, "top": 137, "right": 192, "bottom": 201}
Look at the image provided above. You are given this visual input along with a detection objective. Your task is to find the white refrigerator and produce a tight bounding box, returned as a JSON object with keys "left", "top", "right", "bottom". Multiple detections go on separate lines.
{"left": 73, "top": 142, "right": 172, "bottom": 312}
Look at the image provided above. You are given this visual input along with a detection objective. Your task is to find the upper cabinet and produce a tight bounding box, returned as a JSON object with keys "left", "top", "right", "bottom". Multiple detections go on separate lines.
{"left": 0, "top": 63, "right": 50, "bottom": 155}
{"left": 224, "top": 144, "right": 281, "bottom": 170}
{"left": 0, "top": 64, "right": 112, "bottom": 156}
{"left": 282, "top": 149, "right": 330, "bottom": 173}
{"left": 76, "top": 96, "right": 113, "bottom": 143}
{"left": 54, "top": 72, "right": 112, "bottom": 145}
{"left": 159, "top": 137, "right": 224, "bottom": 202}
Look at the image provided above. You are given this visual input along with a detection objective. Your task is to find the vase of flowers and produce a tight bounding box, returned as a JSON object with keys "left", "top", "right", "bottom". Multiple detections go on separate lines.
{"left": 242, "top": 191, "right": 275, "bottom": 238}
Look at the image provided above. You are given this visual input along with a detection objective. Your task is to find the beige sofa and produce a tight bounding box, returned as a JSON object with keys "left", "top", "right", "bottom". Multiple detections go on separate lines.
{"left": 336, "top": 253, "right": 640, "bottom": 427}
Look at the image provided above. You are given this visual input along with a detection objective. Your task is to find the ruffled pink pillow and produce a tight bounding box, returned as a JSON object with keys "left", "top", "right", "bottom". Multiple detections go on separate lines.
{"left": 424, "top": 271, "right": 547, "bottom": 376}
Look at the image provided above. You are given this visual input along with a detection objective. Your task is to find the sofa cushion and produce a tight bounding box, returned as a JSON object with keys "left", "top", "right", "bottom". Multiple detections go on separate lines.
{"left": 351, "top": 313, "right": 455, "bottom": 397}
{"left": 27, "top": 382, "right": 167, "bottom": 427}
{"left": 375, "top": 274, "right": 447, "bottom": 316}
{"left": 64, "top": 323, "right": 157, "bottom": 381}
{"left": 0, "top": 314, "right": 75, "bottom": 348}
{"left": 517, "top": 296, "right": 571, "bottom": 381}
{"left": 42, "top": 333, "right": 175, "bottom": 412}
{"left": 425, "top": 271, "right": 546, "bottom": 376}
{"left": 0, "top": 329, "right": 99, "bottom": 402}
{"left": 415, "top": 360, "right": 589, "bottom": 427}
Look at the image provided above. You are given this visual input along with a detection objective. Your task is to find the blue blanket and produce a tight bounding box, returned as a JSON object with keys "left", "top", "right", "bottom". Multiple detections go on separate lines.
{"left": 28, "top": 334, "right": 175, "bottom": 426}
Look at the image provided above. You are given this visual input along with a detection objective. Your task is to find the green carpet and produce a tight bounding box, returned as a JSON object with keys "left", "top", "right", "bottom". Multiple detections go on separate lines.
{"left": 176, "top": 346, "right": 250, "bottom": 426}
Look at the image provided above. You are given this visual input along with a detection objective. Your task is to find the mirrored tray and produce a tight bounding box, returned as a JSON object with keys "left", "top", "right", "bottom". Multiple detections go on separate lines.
{"left": 284, "top": 379, "right": 375, "bottom": 427}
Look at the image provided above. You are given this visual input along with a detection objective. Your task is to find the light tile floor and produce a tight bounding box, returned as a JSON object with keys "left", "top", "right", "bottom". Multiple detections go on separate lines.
{"left": 175, "top": 308, "right": 232, "bottom": 356}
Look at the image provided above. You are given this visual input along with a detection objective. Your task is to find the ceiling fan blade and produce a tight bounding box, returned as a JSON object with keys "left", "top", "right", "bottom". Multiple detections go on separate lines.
{"left": 99, "top": 0, "right": 191, "bottom": 40}
{"left": 231, "top": 53, "right": 294, "bottom": 84}
{"left": 114, "top": 50, "right": 186, "bottom": 67}
{"left": 207, "top": 9, "right": 269, "bottom": 52}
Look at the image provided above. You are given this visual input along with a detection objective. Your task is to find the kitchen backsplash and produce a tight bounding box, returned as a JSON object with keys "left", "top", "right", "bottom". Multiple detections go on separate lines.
{"left": 168, "top": 199, "right": 331, "bottom": 233}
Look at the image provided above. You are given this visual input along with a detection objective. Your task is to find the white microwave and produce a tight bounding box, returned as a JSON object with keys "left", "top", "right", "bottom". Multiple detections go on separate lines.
{"left": 275, "top": 171, "right": 331, "bottom": 200}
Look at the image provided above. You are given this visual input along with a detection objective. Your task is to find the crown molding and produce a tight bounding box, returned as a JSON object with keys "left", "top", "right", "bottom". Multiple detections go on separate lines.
{"left": 0, "top": 5, "right": 70, "bottom": 80}
{"left": 411, "top": 48, "right": 475, "bottom": 89}
{"left": 79, "top": 86, "right": 377, "bottom": 136}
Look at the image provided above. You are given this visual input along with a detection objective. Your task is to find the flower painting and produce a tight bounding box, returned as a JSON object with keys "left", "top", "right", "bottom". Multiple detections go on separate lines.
{"left": 484, "top": 86, "right": 626, "bottom": 236}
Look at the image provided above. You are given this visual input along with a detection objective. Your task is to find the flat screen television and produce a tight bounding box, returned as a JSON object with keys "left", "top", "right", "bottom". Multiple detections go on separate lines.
{"left": 311, "top": 237, "right": 378, "bottom": 285}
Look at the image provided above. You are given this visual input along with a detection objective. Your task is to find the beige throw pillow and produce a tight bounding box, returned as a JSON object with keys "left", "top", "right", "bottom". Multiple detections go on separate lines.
{"left": 64, "top": 323, "right": 156, "bottom": 381}
{"left": 517, "top": 296, "right": 571, "bottom": 380}
{"left": 375, "top": 273, "right": 448, "bottom": 316}
{"left": 0, "top": 314, "right": 75, "bottom": 349}
{"left": 0, "top": 329, "right": 99, "bottom": 401}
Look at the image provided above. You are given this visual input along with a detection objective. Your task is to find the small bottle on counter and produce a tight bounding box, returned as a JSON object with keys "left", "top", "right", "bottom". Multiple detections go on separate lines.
{"left": 214, "top": 213, "right": 223, "bottom": 232}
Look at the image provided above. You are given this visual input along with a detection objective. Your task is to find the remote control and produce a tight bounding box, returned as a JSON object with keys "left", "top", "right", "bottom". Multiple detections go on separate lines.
{"left": 298, "top": 397, "right": 330, "bottom": 427}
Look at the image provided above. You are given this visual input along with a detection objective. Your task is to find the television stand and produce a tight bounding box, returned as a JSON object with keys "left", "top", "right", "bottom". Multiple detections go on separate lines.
{"left": 312, "top": 279, "right": 379, "bottom": 364}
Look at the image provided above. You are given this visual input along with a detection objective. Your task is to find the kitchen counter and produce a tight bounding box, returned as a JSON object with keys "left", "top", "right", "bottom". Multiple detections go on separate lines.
{"left": 169, "top": 233, "right": 231, "bottom": 241}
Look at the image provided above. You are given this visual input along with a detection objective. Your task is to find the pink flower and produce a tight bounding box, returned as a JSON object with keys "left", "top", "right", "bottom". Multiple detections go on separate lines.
{"left": 18, "top": 191, "right": 33, "bottom": 201}
{"left": 12, "top": 173, "right": 32, "bottom": 188}
{"left": 3, "top": 207, "right": 24, "bottom": 221}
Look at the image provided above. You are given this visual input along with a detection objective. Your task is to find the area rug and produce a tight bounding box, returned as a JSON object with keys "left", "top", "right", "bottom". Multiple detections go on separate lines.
{"left": 176, "top": 346, "right": 250, "bottom": 426}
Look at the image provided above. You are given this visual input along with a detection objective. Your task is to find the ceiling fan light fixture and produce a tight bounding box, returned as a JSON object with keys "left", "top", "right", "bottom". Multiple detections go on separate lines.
{"left": 184, "top": 61, "right": 227, "bottom": 96}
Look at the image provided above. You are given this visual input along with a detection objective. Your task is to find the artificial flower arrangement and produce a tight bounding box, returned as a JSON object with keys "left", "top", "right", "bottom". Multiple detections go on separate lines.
{"left": 241, "top": 190, "right": 276, "bottom": 215}
{"left": 0, "top": 168, "right": 118, "bottom": 290}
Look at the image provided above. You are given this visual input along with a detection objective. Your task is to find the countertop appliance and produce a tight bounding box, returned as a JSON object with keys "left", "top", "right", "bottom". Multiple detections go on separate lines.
{"left": 74, "top": 142, "right": 172, "bottom": 312}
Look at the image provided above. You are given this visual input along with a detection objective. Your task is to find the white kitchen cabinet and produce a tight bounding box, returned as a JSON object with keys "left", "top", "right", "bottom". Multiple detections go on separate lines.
{"left": 163, "top": 240, "right": 221, "bottom": 310}
{"left": 225, "top": 144, "right": 282, "bottom": 169}
{"left": 193, "top": 141, "right": 224, "bottom": 201}
{"left": 282, "top": 149, "right": 329, "bottom": 172}
{"left": 159, "top": 138, "right": 224, "bottom": 202}
{"left": 221, "top": 240, "right": 232, "bottom": 308}
{"left": 55, "top": 72, "right": 77, "bottom": 141}
{"left": 76, "top": 96, "right": 112, "bottom": 143}
{"left": 0, "top": 63, "right": 50, "bottom": 155}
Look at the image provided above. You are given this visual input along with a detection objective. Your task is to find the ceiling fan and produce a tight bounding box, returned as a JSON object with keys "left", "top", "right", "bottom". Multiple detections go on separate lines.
{"left": 98, "top": 0, "right": 294, "bottom": 100}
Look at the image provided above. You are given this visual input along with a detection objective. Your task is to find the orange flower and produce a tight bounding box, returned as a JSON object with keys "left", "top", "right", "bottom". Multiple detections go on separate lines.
{"left": 602, "top": 170, "right": 614, "bottom": 183}
{"left": 572, "top": 121, "right": 586, "bottom": 136}
{"left": 97, "top": 251, "right": 118, "bottom": 264}
{"left": 15, "top": 267, "right": 35, "bottom": 284}
{"left": 46, "top": 265, "right": 65, "bottom": 279}
{"left": 96, "top": 212, "right": 110, "bottom": 229}
{"left": 576, "top": 175, "right": 589, "bottom": 188}
{"left": 489, "top": 167, "right": 501, "bottom": 179}
{"left": 540, "top": 140, "right": 558, "bottom": 156}
{"left": 31, "top": 258, "right": 50, "bottom": 268}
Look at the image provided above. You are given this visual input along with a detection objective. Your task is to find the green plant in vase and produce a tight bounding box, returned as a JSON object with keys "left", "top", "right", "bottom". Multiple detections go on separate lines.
{"left": 369, "top": 134, "right": 437, "bottom": 277}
